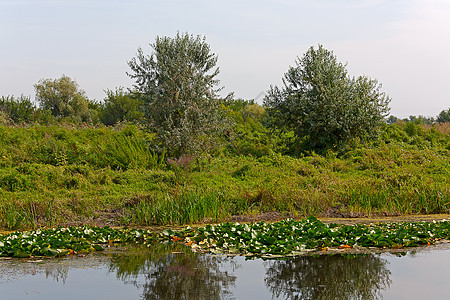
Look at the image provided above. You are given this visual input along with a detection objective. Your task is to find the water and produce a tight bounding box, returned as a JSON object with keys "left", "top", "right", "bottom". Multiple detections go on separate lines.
{"left": 0, "top": 244, "right": 449, "bottom": 300}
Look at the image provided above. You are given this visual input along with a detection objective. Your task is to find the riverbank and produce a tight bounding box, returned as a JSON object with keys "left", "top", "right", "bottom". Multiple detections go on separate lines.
{"left": 0, "top": 123, "right": 449, "bottom": 230}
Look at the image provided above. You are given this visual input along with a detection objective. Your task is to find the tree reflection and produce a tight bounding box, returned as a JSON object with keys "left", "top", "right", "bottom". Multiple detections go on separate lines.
{"left": 109, "top": 244, "right": 238, "bottom": 300}
{"left": 264, "top": 254, "right": 391, "bottom": 300}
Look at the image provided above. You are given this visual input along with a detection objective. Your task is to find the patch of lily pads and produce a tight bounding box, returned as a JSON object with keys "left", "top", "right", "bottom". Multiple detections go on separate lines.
{"left": 162, "top": 217, "right": 450, "bottom": 258}
{"left": 0, "top": 226, "right": 145, "bottom": 258}
{"left": 1, "top": 217, "right": 449, "bottom": 259}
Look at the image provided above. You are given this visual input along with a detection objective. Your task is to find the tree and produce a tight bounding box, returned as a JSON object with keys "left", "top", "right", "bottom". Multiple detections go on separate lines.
{"left": 386, "top": 115, "right": 399, "bottom": 125}
{"left": 0, "top": 95, "right": 36, "bottom": 123}
{"left": 436, "top": 108, "right": 450, "bottom": 123}
{"left": 99, "top": 88, "right": 144, "bottom": 125}
{"left": 34, "top": 75, "right": 90, "bottom": 121}
{"left": 127, "top": 32, "right": 228, "bottom": 156}
{"left": 264, "top": 45, "right": 391, "bottom": 151}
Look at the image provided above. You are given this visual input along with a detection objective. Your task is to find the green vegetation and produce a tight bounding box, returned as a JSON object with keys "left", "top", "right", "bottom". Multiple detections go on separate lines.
{"left": 0, "top": 118, "right": 448, "bottom": 230}
{"left": 34, "top": 75, "right": 97, "bottom": 123}
{"left": 1, "top": 217, "right": 449, "bottom": 258}
{"left": 128, "top": 32, "right": 229, "bottom": 156}
{"left": 99, "top": 88, "right": 144, "bottom": 125}
{"left": 163, "top": 217, "right": 450, "bottom": 258}
{"left": 437, "top": 108, "right": 450, "bottom": 123}
{"left": 0, "top": 226, "right": 128, "bottom": 258}
{"left": 0, "top": 33, "right": 449, "bottom": 231}
{"left": 264, "top": 45, "right": 390, "bottom": 151}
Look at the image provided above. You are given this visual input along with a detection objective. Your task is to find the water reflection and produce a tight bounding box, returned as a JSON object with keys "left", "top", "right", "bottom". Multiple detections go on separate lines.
{"left": 5, "top": 244, "right": 446, "bottom": 300}
{"left": 264, "top": 254, "right": 392, "bottom": 300}
{"left": 109, "top": 244, "right": 392, "bottom": 300}
{"left": 109, "top": 244, "right": 238, "bottom": 300}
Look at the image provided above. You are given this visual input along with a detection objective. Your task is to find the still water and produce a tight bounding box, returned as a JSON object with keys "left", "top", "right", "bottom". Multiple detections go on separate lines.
{"left": 0, "top": 243, "right": 449, "bottom": 300}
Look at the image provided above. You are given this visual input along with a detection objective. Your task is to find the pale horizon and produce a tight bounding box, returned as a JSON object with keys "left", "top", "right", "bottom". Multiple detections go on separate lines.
{"left": 1, "top": 0, "right": 449, "bottom": 118}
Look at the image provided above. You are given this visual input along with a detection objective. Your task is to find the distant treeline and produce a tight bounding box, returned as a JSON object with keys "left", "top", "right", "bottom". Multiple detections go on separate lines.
{"left": 1, "top": 32, "right": 449, "bottom": 157}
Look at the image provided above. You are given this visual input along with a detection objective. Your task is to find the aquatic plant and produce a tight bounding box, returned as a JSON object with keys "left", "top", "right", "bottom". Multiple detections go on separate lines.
{"left": 0, "top": 217, "right": 449, "bottom": 259}
{"left": 153, "top": 217, "right": 450, "bottom": 258}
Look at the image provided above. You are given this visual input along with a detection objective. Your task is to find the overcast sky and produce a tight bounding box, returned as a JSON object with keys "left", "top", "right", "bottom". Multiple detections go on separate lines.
{"left": 1, "top": 0, "right": 449, "bottom": 118}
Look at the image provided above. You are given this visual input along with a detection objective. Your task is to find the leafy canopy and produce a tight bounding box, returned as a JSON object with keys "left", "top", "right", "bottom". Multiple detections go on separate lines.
{"left": 264, "top": 45, "right": 391, "bottom": 151}
{"left": 34, "top": 75, "right": 91, "bottom": 121}
{"left": 99, "top": 88, "right": 144, "bottom": 125}
{"left": 0, "top": 95, "right": 35, "bottom": 123}
{"left": 128, "top": 32, "right": 227, "bottom": 156}
{"left": 437, "top": 108, "right": 450, "bottom": 123}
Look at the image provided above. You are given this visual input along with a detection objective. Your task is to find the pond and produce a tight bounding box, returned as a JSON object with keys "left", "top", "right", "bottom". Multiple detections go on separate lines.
{"left": 0, "top": 243, "right": 449, "bottom": 300}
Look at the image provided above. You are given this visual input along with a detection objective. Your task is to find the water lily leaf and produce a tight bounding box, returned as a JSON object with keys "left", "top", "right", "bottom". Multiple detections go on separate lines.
{"left": 92, "top": 244, "right": 104, "bottom": 251}
{"left": 162, "top": 229, "right": 174, "bottom": 236}
{"left": 13, "top": 250, "right": 30, "bottom": 258}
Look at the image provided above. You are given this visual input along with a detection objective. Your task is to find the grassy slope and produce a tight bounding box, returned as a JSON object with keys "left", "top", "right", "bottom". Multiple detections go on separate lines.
{"left": 0, "top": 123, "right": 449, "bottom": 230}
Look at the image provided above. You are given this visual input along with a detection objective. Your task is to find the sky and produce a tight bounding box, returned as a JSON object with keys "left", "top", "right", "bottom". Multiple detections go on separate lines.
{"left": 1, "top": 0, "right": 449, "bottom": 118}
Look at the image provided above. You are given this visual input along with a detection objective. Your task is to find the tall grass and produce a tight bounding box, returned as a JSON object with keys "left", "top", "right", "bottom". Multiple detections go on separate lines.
{"left": 108, "top": 134, "right": 165, "bottom": 170}
{"left": 0, "top": 123, "right": 165, "bottom": 170}
{"left": 127, "top": 189, "right": 226, "bottom": 225}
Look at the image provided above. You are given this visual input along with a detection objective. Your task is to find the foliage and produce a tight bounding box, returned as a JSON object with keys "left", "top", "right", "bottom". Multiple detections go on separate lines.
{"left": 0, "top": 123, "right": 163, "bottom": 170}
{"left": 0, "top": 225, "right": 141, "bottom": 258}
{"left": 34, "top": 75, "right": 92, "bottom": 122}
{"left": 0, "top": 122, "right": 448, "bottom": 229}
{"left": 0, "top": 95, "right": 36, "bottom": 123}
{"left": 437, "top": 108, "right": 450, "bottom": 123}
{"left": 154, "top": 217, "right": 450, "bottom": 258}
{"left": 128, "top": 32, "right": 229, "bottom": 156}
{"left": 99, "top": 88, "right": 145, "bottom": 125}
{"left": 264, "top": 45, "right": 391, "bottom": 152}
{"left": 222, "top": 98, "right": 291, "bottom": 157}
{"left": 1, "top": 217, "right": 448, "bottom": 259}
{"left": 127, "top": 189, "right": 226, "bottom": 225}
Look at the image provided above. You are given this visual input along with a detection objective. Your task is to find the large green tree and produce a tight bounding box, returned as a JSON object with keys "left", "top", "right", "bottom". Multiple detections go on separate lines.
{"left": 264, "top": 45, "right": 391, "bottom": 151}
{"left": 34, "top": 75, "right": 90, "bottom": 121}
{"left": 127, "top": 32, "right": 227, "bottom": 156}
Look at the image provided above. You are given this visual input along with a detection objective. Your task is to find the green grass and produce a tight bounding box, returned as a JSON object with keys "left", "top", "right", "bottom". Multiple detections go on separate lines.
{"left": 0, "top": 123, "right": 449, "bottom": 230}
